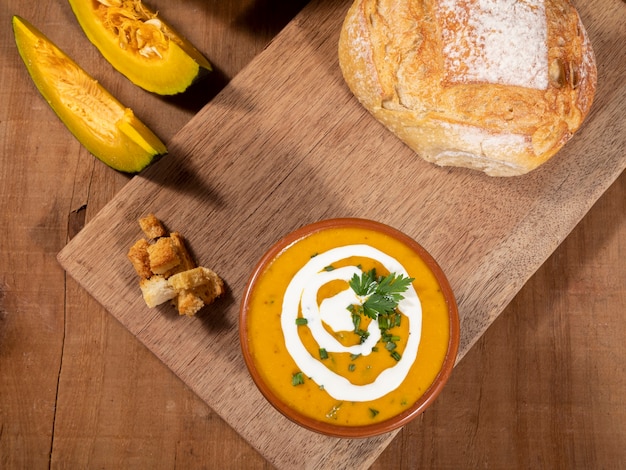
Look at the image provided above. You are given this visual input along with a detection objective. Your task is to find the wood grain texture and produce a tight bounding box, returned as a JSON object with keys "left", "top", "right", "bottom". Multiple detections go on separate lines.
{"left": 376, "top": 172, "right": 626, "bottom": 469}
{"left": 1, "top": 0, "right": 305, "bottom": 467}
{"left": 54, "top": 0, "right": 626, "bottom": 468}
{"left": 1, "top": 0, "right": 624, "bottom": 468}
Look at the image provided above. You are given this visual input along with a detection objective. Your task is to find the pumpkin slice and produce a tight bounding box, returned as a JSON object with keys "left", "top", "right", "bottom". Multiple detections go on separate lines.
{"left": 68, "top": 0, "right": 212, "bottom": 95}
{"left": 13, "top": 16, "right": 167, "bottom": 173}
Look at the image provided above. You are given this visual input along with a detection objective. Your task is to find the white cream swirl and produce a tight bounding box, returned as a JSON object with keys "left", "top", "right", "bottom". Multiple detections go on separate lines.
{"left": 281, "top": 244, "right": 422, "bottom": 401}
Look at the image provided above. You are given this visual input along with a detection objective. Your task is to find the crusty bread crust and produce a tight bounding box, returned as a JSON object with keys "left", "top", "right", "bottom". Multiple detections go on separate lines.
{"left": 338, "top": 0, "right": 597, "bottom": 176}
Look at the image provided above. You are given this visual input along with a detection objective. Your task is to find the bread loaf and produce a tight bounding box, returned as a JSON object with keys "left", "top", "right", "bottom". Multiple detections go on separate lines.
{"left": 338, "top": 0, "right": 597, "bottom": 176}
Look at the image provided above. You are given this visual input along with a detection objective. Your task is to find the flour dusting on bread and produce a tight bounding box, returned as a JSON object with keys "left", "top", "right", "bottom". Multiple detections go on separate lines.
{"left": 439, "top": 0, "right": 548, "bottom": 89}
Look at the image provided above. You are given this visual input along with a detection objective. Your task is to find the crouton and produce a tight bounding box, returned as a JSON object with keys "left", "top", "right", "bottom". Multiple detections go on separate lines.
{"left": 163, "top": 232, "right": 196, "bottom": 277}
{"left": 139, "top": 213, "right": 167, "bottom": 239}
{"left": 139, "top": 275, "right": 177, "bottom": 308}
{"left": 147, "top": 237, "right": 180, "bottom": 275}
{"left": 192, "top": 277, "right": 224, "bottom": 305}
{"left": 127, "top": 238, "right": 152, "bottom": 279}
{"left": 175, "top": 289, "right": 205, "bottom": 316}
{"left": 168, "top": 266, "right": 224, "bottom": 302}
{"left": 167, "top": 266, "right": 213, "bottom": 290}
{"left": 128, "top": 215, "right": 224, "bottom": 316}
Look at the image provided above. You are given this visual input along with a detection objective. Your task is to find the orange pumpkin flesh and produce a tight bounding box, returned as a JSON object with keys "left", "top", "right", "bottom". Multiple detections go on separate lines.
{"left": 68, "top": 0, "right": 212, "bottom": 95}
{"left": 13, "top": 15, "right": 167, "bottom": 173}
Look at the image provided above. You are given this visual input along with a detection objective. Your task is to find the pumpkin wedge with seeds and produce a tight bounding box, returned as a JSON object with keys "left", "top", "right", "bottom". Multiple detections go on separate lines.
{"left": 12, "top": 15, "right": 167, "bottom": 173}
{"left": 68, "top": 0, "right": 212, "bottom": 95}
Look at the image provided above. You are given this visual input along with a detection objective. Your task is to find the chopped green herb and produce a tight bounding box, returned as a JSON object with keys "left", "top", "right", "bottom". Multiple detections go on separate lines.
{"left": 356, "top": 329, "right": 369, "bottom": 343}
{"left": 390, "top": 351, "right": 402, "bottom": 361}
{"left": 295, "top": 317, "right": 308, "bottom": 326}
{"left": 323, "top": 265, "right": 335, "bottom": 271}
{"left": 350, "top": 310, "right": 361, "bottom": 331}
{"left": 350, "top": 353, "right": 361, "bottom": 361}
{"left": 378, "top": 314, "right": 390, "bottom": 330}
{"left": 291, "top": 372, "right": 304, "bottom": 386}
{"left": 319, "top": 348, "right": 328, "bottom": 360}
{"left": 385, "top": 341, "right": 397, "bottom": 352}
{"left": 369, "top": 408, "right": 380, "bottom": 418}
{"left": 348, "top": 364, "right": 356, "bottom": 372}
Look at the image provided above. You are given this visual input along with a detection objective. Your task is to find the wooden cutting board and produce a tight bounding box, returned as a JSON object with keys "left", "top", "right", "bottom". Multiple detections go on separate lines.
{"left": 57, "top": 0, "right": 626, "bottom": 468}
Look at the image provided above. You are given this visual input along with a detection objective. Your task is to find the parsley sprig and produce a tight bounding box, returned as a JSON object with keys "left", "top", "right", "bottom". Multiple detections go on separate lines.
{"left": 347, "top": 269, "right": 413, "bottom": 360}
{"left": 348, "top": 269, "right": 413, "bottom": 319}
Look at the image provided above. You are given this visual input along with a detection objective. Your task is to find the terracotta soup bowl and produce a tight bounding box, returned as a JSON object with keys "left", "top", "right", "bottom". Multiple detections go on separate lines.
{"left": 239, "top": 218, "right": 459, "bottom": 438}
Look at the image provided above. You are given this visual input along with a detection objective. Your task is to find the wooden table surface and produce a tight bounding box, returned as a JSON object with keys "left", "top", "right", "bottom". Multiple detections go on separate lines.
{"left": 1, "top": 1, "right": 625, "bottom": 469}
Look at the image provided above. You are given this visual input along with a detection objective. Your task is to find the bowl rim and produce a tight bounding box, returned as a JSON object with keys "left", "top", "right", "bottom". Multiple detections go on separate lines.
{"left": 239, "top": 217, "right": 460, "bottom": 438}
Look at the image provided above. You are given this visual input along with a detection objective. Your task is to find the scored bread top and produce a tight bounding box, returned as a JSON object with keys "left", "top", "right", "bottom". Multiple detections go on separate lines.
{"left": 338, "top": 0, "right": 597, "bottom": 176}
{"left": 439, "top": 0, "right": 548, "bottom": 89}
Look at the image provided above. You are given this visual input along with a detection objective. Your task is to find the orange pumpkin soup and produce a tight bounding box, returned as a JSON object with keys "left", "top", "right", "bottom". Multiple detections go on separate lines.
{"left": 240, "top": 219, "right": 458, "bottom": 435}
